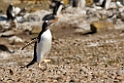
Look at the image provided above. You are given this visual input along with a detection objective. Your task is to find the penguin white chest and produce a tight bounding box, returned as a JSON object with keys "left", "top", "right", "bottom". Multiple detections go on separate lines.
{"left": 36, "top": 29, "right": 52, "bottom": 62}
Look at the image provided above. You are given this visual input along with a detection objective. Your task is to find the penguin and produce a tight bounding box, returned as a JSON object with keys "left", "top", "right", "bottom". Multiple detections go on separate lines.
{"left": 72, "top": 0, "right": 79, "bottom": 7}
{"left": 93, "top": 0, "right": 104, "bottom": 6}
{"left": 6, "top": 3, "right": 15, "bottom": 21}
{"left": 7, "top": 4, "right": 22, "bottom": 20}
{"left": 101, "top": 0, "right": 111, "bottom": 9}
{"left": 69, "top": 0, "right": 86, "bottom": 8}
{"left": 26, "top": 19, "right": 57, "bottom": 68}
{"left": 6, "top": 3, "right": 21, "bottom": 28}
{"left": 101, "top": 0, "right": 106, "bottom": 8}
{"left": 93, "top": 0, "right": 111, "bottom": 9}
{"left": 50, "top": 0, "right": 64, "bottom": 17}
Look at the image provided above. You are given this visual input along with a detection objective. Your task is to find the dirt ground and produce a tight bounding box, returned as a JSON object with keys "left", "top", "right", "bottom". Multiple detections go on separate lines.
{"left": 0, "top": 28, "right": 124, "bottom": 83}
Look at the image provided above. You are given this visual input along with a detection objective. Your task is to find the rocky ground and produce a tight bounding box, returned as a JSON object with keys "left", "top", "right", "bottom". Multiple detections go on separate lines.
{"left": 0, "top": 0, "right": 124, "bottom": 83}
{"left": 0, "top": 27, "right": 124, "bottom": 83}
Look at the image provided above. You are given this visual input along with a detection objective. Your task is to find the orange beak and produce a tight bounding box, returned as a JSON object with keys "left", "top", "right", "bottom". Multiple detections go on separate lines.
{"left": 52, "top": 19, "right": 57, "bottom": 23}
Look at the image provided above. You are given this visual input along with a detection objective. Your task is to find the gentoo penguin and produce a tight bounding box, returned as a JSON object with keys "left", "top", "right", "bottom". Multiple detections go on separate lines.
{"left": 6, "top": 3, "right": 15, "bottom": 21}
{"left": 6, "top": 3, "right": 21, "bottom": 28}
{"left": 69, "top": 0, "right": 79, "bottom": 7}
{"left": 50, "top": 0, "right": 64, "bottom": 17}
{"left": 93, "top": 0, "right": 111, "bottom": 9}
{"left": 26, "top": 19, "right": 57, "bottom": 68}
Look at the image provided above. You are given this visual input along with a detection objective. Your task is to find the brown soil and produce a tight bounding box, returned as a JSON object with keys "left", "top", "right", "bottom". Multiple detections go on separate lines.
{"left": 0, "top": 28, "right": 124, "bottom": 83}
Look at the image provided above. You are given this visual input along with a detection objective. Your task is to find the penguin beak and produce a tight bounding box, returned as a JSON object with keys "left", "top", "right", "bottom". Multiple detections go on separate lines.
{"left": 51, "top": 19, "right": 57, "bottom": 23}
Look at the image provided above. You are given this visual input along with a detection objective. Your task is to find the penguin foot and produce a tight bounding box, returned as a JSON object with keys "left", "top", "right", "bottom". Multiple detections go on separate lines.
{"left": 44, "top": 59, "right": 51, "bottom": 63}
{"left": 38, "top": 63, "right": 47, "bottom": 71}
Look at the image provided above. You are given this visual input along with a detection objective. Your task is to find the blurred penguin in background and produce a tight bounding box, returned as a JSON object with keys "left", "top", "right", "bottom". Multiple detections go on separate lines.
{"left": 50, "top": 0, "right": 64, "bottom": 17}
{"left": 6, "top": 3, "right": 21, "bottom": 28}
{"left": 69, "top": 0, "right": 79, "bottom": 7}
{"left": 6, "top": 3, "right": 16, "bottom": 21}
{"left": 93, "top": 0, "right": 112, "bottom": 9}
{"left": 69, "top": 0, "right": 86, "bottom": 8}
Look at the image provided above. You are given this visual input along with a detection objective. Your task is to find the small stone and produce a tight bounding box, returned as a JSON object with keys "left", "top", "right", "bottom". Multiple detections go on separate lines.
{"left": 8, "top": 36, "right": 24, "bottom": 44}
{"left": 53, "top": 80, "right": 58, "bottom": 83}
{"left": 0, "top": 31, "right": 15, "bottom": 37}
{"left": 90, "top": 21, "right": 114, "bottom": 33}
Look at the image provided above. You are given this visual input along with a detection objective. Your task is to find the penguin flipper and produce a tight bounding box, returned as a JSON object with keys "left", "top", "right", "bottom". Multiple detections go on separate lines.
{"left": 21, "top": 37, "right": 39, "bottom": 50}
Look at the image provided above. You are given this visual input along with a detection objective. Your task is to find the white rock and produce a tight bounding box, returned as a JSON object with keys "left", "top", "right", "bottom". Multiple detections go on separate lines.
{"left": 0, "top": 31, "right": 15, "bottom": 37}
{"left": 8, "top": 36, "right": 24, "bottom": 44}
{"left": 116, "top": 1, "right": 124, "bottom": 8}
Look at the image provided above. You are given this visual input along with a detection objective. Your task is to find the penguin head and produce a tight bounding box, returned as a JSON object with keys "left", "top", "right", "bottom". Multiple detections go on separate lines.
{"left": 8, "top": 3, "right": 13, "bottom": 10}
{"left": 9, "top": 3, "right": 14, "bottom": 9}
{"left": 42, "top": 19, "right": 57, "bottom": 31}
{"left": 10, "top": 3, "right": 13, "bottom": 6}
{"left": 44, "top": 19, "right": 57, "bottom": 26}
{"left": 50, "top": 0, "right": 63, "bottom": 8}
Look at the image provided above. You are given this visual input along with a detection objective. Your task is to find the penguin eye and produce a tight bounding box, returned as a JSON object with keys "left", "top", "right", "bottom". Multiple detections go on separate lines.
{"left": 45, "top": 20, "right": 49, "bottom": 23}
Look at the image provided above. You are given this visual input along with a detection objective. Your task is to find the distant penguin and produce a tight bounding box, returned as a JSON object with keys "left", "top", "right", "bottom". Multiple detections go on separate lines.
{"left": 6, "top": 3, "right": 21, "bottom": 28}
{"left": 50, "top": 0, "right": 64, "bottom": 17}
{"left": 6, "top": 3, "right": 15, "bottom": 21}
{"left": 26, "top": 19, "right": 57, "bottom": 68}
{"left": 6, "top": 3, "right": 21, "bottom": 21}
{"left": 102, "top": 0, "right": 111, "bottom": 9}
{"left": 69, "top": 0, "right": 79, "bottom": 7}
{"left": 94, "top": 0, "right": 111, "bottom": 9}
